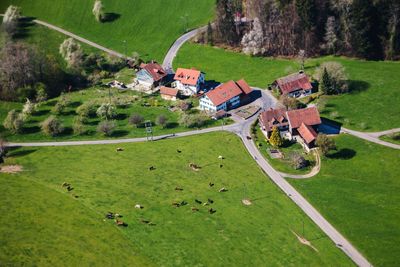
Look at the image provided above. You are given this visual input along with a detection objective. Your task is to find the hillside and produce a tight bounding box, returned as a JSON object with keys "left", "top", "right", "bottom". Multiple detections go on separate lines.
{"left": 0, "top": 0, "right": 215, "bottom": 61}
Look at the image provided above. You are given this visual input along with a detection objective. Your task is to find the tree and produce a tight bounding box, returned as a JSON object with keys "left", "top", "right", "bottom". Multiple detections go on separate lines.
{"left": 21, "top": 98, "right": 36, "bottom": 121}
{"left": 156, "top": 115, "right": 168, "bottom": 128}
{"left": 97, "top": 120, "right": 115, "bottom": 136}
{"left": 129, "top": 113, "right": 144, "bottom": 128}
{"left": 76, "top": 101, "right": 97, "bottom": 118}
{"left": 324, "top": 16, "right": 338, "bottom": 54}
{"left": 96, "top": 103, "right": 116, "bottom": 120}
{"left": 350, "top": 0, "right": 383, "bottom": 60}
{"left": 269, "top": 126, "right": 283, "bottom": 148}
{"left": 314, "top": 62, "right": 348, "bottom": 94}
{"left": 215, "top": 0, "right": 238, "bottom": 45}
{"left": 72, "top": 117, "right": 86, "bottom": 135}
{"left": 320, "top": 67, "right": 332, "bottom": 94}
{"left": 298, "top": 50, "right": 306, "bottom": 71}
{"left": 280, "top": 94, "right": 304, "bottom": 110}
{"left": 2, "top": 5, "right": 21, "bottom": 36}
{"left": 41, "top": 116, "right": 64, "bottom": 136}
{"left": 59, "top": 38, "right": 84, "bottom": 69}
{"left": 207, "top": 22, "right": 214, "bottom": 46}
{"left": 241, "top": 17, "right": 265, "bottom": 56}
{"left": 296, "top": 0, "right": 317, "bottom": 31}
{"left": 3, "top": 110, "right": 23, "bottom": 134}
{"left": 92, "top": 0, "right": 105, "bottom": 22}
{"left": 316, "top": 134, "right": 336, "bottom": 155}
{"left": 52, "top": 94, "right": 71, "bottom": 115}
{"left": 290, "top": 152, "right": 309, "bottom": 169}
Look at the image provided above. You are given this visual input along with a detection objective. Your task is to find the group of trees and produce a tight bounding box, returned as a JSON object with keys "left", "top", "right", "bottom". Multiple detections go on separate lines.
{"left": 212, "top": 0, "right": 400, "bottom": 60}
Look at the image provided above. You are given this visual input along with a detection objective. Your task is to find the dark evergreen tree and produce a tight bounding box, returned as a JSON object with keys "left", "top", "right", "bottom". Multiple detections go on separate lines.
{"left": 215, "top": 0, "right": 238, "bottom": 45}
{"left": 320, "top": 67, "right": 332, "bottom": 94}
{"left": 207, "top": 22, "right": 214, "bottom": 46}
{"left": 350, "top": 0, "right": 383, "bottom": 60}
{"left": 296, "top": 0, "right": 317, "bottom": 31}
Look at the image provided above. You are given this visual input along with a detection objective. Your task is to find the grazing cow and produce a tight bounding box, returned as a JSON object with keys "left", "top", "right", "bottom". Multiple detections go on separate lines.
{"left": 208, "top": 198, "right": 214, "bottom": 204}
{"left": 140, "top": 219, "right": 150, "bottom": 224}
{"left": 67, "top": 186, "right": 74, "bottom": 191}
{"left": 106, "top": 212, "right": 115, "bottom": 219}
{"left": 208, "top": 208, "right": 216, "bottom": 214}
{"left": 177, "top": 149, "right": 182, "bottom": 153}
{"left": 202, "top": 202, "right": 209, "bottom": 206}
{"left": 61, "top": 182, "right": 70, "bottom": 187}
{"left": 116, "top": 219, "right": 127, "bottom": 227}
{"left": 195, "top": 199, "right": 202, "bottom": 204}
{"left": 219, "top": 187, "right": 228, "bottom": 192}
{"left": 219, "top": 164, "right": 223, "bottom": 168}
{"left": 180, "top": 201, "right": 188, "bottom": 206}
{"left": 135, "top": 204, "right": 143, "bottom": 209}
{"left": 209, "top": 182, "right": 214, "bottom": 187}
{"left": 116, "top": 147, "right": 124, "bottom": 152}
{"left": 172, "top": 202, "right": 180, "bottom": 207}
{"left": 218, "top": 155, "right": 224, "bottom": 159}
{"left": 191, "top": 207, "right": 199, "bottom": 212}
{"left": 149, "top": 166, "right": 155, "bottom": 171}
{"left": 175, "top": 187, "right": 183, "bottom": 191}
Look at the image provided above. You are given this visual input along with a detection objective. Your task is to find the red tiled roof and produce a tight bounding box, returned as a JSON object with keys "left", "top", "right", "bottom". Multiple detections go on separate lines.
{"left": 276, "top": 72, "right": 312, "bottom": 94}
{"left": 160, "top": 86, "right": 178, "bottom": 97}
{"left": 174, "top": 68, "right": 202, "bottom": 86}
{"left": 287, "top": 107, "right": 321, "bottom": 129}
{"left": 298, "top": 123, "right": 318, "bottom": 144}
{"left": 259, "top": 108, "right": 288, "bottom": 132}
{"left": 236, "top": 79, "right": 252, "bottom": 95}
{"left": 141, "top": 63, "right": 167, "bottom": 82}
{"left": 206, "top": 80, "right": 243, "bottom": 106}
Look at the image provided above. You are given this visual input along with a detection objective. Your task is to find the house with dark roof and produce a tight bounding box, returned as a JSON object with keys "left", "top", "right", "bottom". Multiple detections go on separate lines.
{"left": 199, "top": 79, "right": 252, "bottom": 112}
{"left": 173, "top": 68, "right": 205, "bottom": 96}
{"left": 259, "top": 106, "right": 321, "bottom": 150}
{"left": 136, "top": 62, "right": 167, "bottom": 88}
{"left": 274, "top": 72, "right": 313, "bottom": 98}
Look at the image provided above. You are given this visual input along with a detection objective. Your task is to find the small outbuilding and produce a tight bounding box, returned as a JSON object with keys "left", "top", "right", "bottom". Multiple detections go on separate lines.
{"left": 160, "top": 86, "right": 179, "bottom": 101}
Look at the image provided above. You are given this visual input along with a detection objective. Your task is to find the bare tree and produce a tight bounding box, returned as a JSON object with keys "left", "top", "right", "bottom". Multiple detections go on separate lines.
{"left": 297, "top": 49, "right": 306, "bottom": 71}
{"left": 92, "top": 0, "right": 105, "bottom": 22}
{"left": 324, "top": 16, "right": 338, "bottom": 54}
{"left": 241, "top": 17, "right": 265, "bottom": 56}
{"left": 59, "top": 38, "right": 84, "bottom": 69}
{"left": 2, "top": 5, "right": 21, "bottom": 36}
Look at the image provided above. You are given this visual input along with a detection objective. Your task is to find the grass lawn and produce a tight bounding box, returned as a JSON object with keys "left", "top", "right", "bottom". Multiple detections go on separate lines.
{"left": 253, "top": 125, "right": 314, "bottom": 175}
{"left": 174, "top": 43, "right": 400, "bottom": 131}
{"left": 0, "top": 132, "right": 352, "bottom": 266}
{"left": 289, "top": 134, "right": 400, "bottom": 266}
{"left": 0, "top": 87, "right": 226, "bottom": 142}
{"left": 0, "top": 0, "right": 215, "bottom": 61}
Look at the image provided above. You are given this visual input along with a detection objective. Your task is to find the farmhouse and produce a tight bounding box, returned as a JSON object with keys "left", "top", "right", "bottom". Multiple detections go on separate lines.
{"left": 136, "top": 62, "right": 167, "bottom": 88}
{"left": 274, "top": 72, "right": 312, "bottom": 98}
{"left": 160, "top": 86, "right": 179, "bottom": 101}
{"left": 259, "top": 106, "right": 321, "bottom": 150}
{"left": 173, "top": 68, "right": 205, "bottom": 96}
{"left": 199, "top": 79, "right": 252, "bottom": 112}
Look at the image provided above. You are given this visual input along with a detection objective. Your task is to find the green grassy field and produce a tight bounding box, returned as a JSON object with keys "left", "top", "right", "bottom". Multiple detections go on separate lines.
{"left": 0, "top": 132, "right": 352, "bottom": 266}
{"left": 380, "top": 133, "right": 400, "bottom": 145}
{"left": 289, "top": 134, "right": 400, "bottom": 266}
{"left": 0, "top": 87, "right": 225, "bottom": 142}
{"left": 174, "top": 43, "right": 400, "bottom": 131}
{"left": 0, "top": 0, "right": 215, "bottom": 61}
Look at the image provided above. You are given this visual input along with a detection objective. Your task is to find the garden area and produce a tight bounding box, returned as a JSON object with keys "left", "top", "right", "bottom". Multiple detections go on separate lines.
{"left": 251, "top": 122, "right": 315, "bottom": 175}
{"left": 289, "top": 134, "right": 400, "bottom": 266}
{"left": 174, "top": 43, "right": 400, "bottom": 131}
{"left": 0, "top": 132, "right": 352, "bottom": 266}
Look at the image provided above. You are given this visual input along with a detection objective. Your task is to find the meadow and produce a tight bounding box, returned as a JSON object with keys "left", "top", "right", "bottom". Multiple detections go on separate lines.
{"left": 0, "top": 0, "right": 215, "bottom": 61}
{"left": 174, "top": 43, "right": 400, "bottom": 131}
{"left": 289, "top": 134, "right": 400, "bottom": 266}
{"left": 0, "top": 132, "right": 352, "bottom": 266}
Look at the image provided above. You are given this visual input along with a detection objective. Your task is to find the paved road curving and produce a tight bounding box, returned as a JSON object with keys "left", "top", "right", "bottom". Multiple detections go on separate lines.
{"left": 341, "top": 127, "right": 400, "bottom": 150}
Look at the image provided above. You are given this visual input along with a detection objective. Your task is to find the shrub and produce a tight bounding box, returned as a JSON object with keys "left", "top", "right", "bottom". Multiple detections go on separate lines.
{"left": 3, "top": 110, "right": 23, "bottom": 134}
{"left": 21, "top": 99, "right": 36, "bottom": 121}
{"left": 96, "top": 103, "right": 117, "bottom": 120}
{"left": 156, "top": 115, "right": 168, "bottom": 128}
{"left": 179, "top": 113, "right": 207, "bottom": 128}
{"left": 290, "top": 152, "right": 309, "bottom": 170}
{"left": 52, "top": 94, "right": 71, "bottom": 115}
{"left": 129, "top": 113, "right": 144, "bottom": 128}
{"left": 316, "top": 134, "right": 336, "bottom": 155}
{"left": 35, "top": 83, "right": 48, "bottom": 103}
{"left": 97, "top": 120, "right": 115, "bottom": 136}
{"left": 76, "top": 101, "right": 97, "bottom": 118}
{"left": 314, "top": 62, "right": 348, "bottom": 95}
{"left": 72, "top": 117, "right": 86, "bottom": 135}
{"left": 41, "top": 116, "right": 64, "bottom": 136}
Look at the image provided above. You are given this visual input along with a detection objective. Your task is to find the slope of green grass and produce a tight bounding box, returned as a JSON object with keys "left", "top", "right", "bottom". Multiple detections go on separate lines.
{"left": 0, "top": 132, "right": 352, "bottom": 266}
{"left": 0, "top": 87, "right": 226, "bottom": 142}
{"left": 0, "top": 0, "right": 215, "bottom": 61}
{"left": 289, "top": 134, "right": 400, "bottom": 266}
{"left": 174, "top": 43, "right": 400, "bottom": 131}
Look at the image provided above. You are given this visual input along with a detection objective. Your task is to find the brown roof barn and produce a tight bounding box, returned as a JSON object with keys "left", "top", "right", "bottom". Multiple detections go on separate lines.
{"left": 286, "top": 107, "right": 321, "bottom": 129}
{"left": 276, "top": 72, "right": 312, "bottom": 94}
{"left": 259, "top": 108, "right": 288, "bottom": 132}
{"left": 139, "top": 62, "right": 167, "bottom": 82}
{"left": 206, "top": 79, "right": 252, "bottom": 107}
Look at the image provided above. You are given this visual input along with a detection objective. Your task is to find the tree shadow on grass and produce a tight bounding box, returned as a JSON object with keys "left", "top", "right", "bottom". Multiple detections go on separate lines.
{"left": 23, "top": 125, "right": 40, "bottom": 134}
{"left": 102, "top": 13, "right": 121, "bottom": 23}
{"left": 111, "top": 130, "right": 129, "bottom": 137}
{"left": 58, "top": 127, "right": 73, "bottom": 137}
{"left": 33, "top": 109, "right": 50, "bottom": 116}
{"left": 166, "top": 122, "right": 179, "bottom": 129}
{"left": 327, "top": 148, "right": 356, "bottom": 160}
{"left": 7, "top": 149, "right": 37, "bottom": 158}
{"left": 348, "top": 80, "right": 370, "bottom": 94}
{"left": 69, "top": 101, "right": 82, "bottom": 108}
{"left": 115, "top": 113, "right": 127, "bottom": 120}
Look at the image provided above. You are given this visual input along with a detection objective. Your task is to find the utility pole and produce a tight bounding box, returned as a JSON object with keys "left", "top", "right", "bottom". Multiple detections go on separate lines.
{"left": 145, "top": 120, "right": 153, "bottom": 141}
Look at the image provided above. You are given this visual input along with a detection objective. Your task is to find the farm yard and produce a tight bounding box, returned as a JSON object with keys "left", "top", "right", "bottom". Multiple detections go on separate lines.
{"left": 0, "top": 132, "right": 352, "bottom": 266}
{"left": 174, "top": 43, "right": 400, "bottom": 131}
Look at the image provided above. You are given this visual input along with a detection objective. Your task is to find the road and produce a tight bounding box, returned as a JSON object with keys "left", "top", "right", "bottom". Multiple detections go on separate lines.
{"left": 1, "top": 16, "right": 375, "bottom": 266}
{"left": 341, "top": 127, "right": 400, "bottom": 150}
{"left": 162, "top": 26, "right": 207, "bottom": 73}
